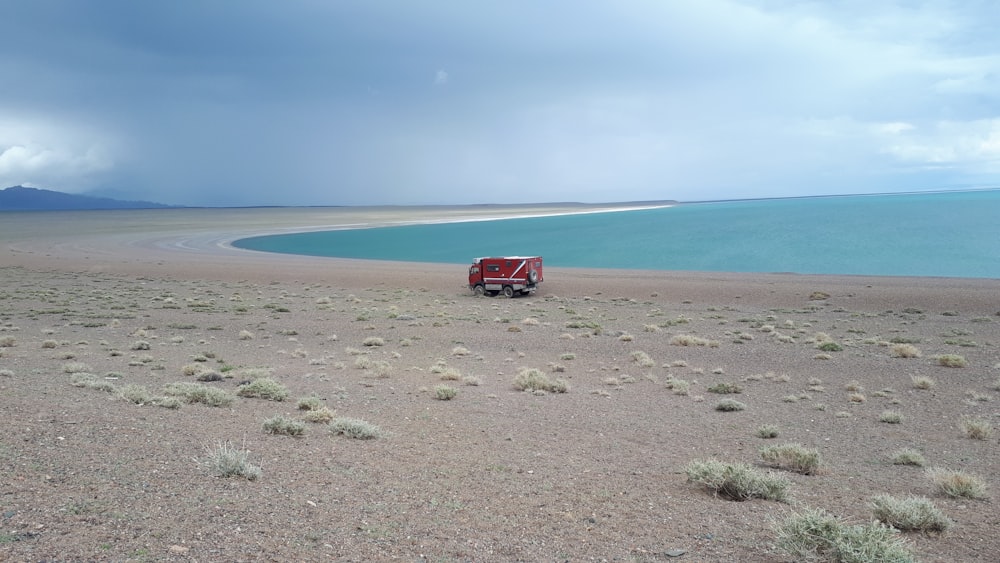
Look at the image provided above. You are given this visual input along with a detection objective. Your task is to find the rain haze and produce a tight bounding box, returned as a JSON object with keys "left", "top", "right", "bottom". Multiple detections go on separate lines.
{"left": 1, "top": 1, "right": 998, "bottom": 207}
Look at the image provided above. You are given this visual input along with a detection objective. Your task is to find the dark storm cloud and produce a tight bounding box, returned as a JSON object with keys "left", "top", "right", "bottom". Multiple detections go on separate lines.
{"left": 1, "top": 1, "right": 998, "bottom": 205}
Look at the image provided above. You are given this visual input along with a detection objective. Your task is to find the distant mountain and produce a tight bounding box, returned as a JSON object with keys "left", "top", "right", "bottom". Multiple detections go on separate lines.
{"left": 0, "top": 186, "right": 175, "bottom": 210}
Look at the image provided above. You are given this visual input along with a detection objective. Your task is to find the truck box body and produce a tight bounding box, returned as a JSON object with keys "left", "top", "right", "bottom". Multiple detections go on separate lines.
{"left": 468, "top": 256, "right": 543, "bottom": 297}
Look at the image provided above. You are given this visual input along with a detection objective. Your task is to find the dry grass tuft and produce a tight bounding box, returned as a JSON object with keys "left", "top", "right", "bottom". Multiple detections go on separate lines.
{"left": 935, "top": 354, "right": 967, "bottom": 368}
{"left": 760, "top": 443, "right": 822, "bottom": 475}
{"left": 960, "top": 417, "right": 993, "bottom": 440}
{"left": 891, "top": 343, "right": 922, "bottom": 358}
{"left": 670, "top": 334, "right": 719, "bottom": 347}
{"left": 890, "top": 448, "right": 926, "bottom": 467}
{"left": 201, "top": 441, "right": 261, "bottom": 480}
{"left": 926, "top": 467, "right": 988, "bottom": 499}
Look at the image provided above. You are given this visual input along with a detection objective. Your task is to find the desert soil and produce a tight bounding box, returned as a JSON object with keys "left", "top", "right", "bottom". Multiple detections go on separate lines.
{"left": 1, "top": 207, "right": 998, "bottom": 562}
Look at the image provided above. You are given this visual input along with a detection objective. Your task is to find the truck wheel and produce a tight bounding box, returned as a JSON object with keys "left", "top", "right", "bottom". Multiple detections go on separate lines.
{"left": 503, "top": 286, "right": 514, "bottom": 298}
{"left": 473, "top": 285, "right": 485, "bottom": 297}
{"left": 528, "top": 270, "right": 538, "bottom": 283}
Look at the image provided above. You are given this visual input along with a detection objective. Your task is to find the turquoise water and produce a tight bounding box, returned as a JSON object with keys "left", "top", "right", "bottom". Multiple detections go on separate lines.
{"left": 233, "top": 190, "right": 1000, "bottom": 278}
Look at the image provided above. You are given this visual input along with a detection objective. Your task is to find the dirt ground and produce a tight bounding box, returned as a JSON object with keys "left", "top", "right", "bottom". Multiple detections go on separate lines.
{"left": 1, "top": 208, "right": 998, "bottom": 562}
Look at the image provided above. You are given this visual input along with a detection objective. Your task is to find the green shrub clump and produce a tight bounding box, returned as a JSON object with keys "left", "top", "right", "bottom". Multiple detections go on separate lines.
{"left": 870, "top": 494, "right": 951, "bottom": 532}
{"left": 163, "top": 382, "right": 235, "bottom": 407}
{"left": 236, "top": 377, "right": 289, "bottom": 401}
{"left": 684, "top": 459, "right": 789, "bottom": 502}
{"left": 707, "top": 382, "right": 742, "bottom": 394}
{"left": 513, "top": 367, "right": 568, "bottom": 393}
{"left": 329, "top": 417, "right": 381, "bottom": 439}
{"left": 262, "top": 415, "right": 306, "bottom": 436}
{"left": 776, "top": 507, "right": 913, "bottom": 563}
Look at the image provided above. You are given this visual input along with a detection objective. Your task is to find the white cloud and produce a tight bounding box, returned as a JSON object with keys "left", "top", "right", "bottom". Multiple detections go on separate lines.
{"left": 0, "top": 116, "right": 115, "bottom": 190}
{"left": 880, "top": 119, "right": 1000, "bottom": 169}
{"left": 434, "top": 69, "right": 449, "bottom": 85}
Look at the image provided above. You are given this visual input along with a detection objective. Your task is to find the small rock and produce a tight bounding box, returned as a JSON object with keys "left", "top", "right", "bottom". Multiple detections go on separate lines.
{"left": 168, "top": 545, "right": 189, "bottom": 554}
{"left": 665, "top": 548, "right": 686, "bottom": 557}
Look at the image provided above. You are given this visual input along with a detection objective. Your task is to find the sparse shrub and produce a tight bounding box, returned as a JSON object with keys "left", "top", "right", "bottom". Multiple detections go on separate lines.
{"left": 684, "top": 459, "right": 788, "bottom": 502}
{"left": 329, "top": 417, "right": 381, "bottom": 439}
{"left": 936, "top": 354, "right": 967, "bottom": 368}
{"left": 668, "top": 379, "right": 690, "bottom": 395}
{"left": 302, "top": 406, "right": 335, "bottom": 423}
{"left": 891, "top": 344, "right": 921, "bottom": 358}
{"left": 434, "top": 385, "right": 458, "bottom": 400}
{"left": 926, "top": 467, "right": 988, "bottom": 499}
{"left": 196, "top": 370, "right": 224, "bottom": 382}
{"left": 707, "top": 382, "right": 742, "bottom": 394}
{"left": 760, "top": 443, "right": 822, "bottom": 475}
{"left": 130, "top": 340, "right": 151, "bottom": 351}
{"left": 891, "top": 448, "right": 926, "bottom": 467}
{"left": 155, "top": 396, "right": 182, "bottom": 409}
{"left": 201, "top": 441, "right": 261, "bottom": 480}
{"left": 960, "top": 417, "right": 993, "bottom": 440}
{"left": 512, "top": 367, "right": 568, "bottom": 393}
{"left": 451, "top": 346, "right": 471, "bottom": 356}
{"left": 871, "top": 494, "right": 951, "bottom": 532}
{"left": 41, "top": 339, "right": 58, "bottom": 349}
{"left": 438, "top": 367, "right": 462, "bottom": 381}
{"left": 462, "top": 375, "right": 482, "bottom": 386}
{"left": 910, "top": 375, "right": 935, "bottom": 390}
{"left": 297, "top": 396, "right": 323, "bottom": 410}
{"left": 0, "top": 336, "right": 15, "bottom": 347}
{"left": 631, "top": 350, "right": 655, "bottom": 367}
{"left": 775, "top": 507, "right": 913, "bottom": 563}
{"left": 163, "top": 382, "right": 235, "bottom": 407}
{"left": 117, "top": 384, "right": 156, "bottom": 405}
{"left": 62, "top": 362, "right": 92, "bottom": 374}
{"left": 715, "top": 398, "right": 746, "bottom": 412}
{"left": 237, "top": 377, "right": 289, "bottom": 401}
{"left": 756, "top": 425, "right": 779, "bottom": 439}
{"left": 362, "top": 336, "right": 385, "bottom": 347}
{"left": 849, "top": 393, "right": 866, "bottom": 403}
{"left": 238, "top": 330, "right": 254, "bottom": 340}
{"left": 262, "top": 415, "right": 306, "bottom": 436}
{"left": 879, "top": 410, "right": 903, "bottom": 424}
{"left": 670, "top": 334, "right": 718, "bottom": 347}
{"left": 0, "top": 369, "right": 13, "bottom": 377}
{"left": 817, "top": 341, "right": 843, "bottom": 352}
{"left": 69, "top": 372, "right": 116, "bottom": 392}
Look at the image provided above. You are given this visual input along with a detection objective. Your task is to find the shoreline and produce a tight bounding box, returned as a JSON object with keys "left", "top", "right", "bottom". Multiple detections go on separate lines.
{"left": 1, "top": 205, "right": 997, "bottom": 314}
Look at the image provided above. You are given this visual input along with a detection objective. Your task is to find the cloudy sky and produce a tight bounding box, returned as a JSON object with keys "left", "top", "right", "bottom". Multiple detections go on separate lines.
{"left": 1, "top": 1, "right": 998, "bottom": 206}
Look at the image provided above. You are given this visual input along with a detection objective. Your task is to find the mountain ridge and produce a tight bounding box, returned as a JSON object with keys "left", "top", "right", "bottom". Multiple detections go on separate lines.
{"left": 0, "top": 186, "right": 175, "bottom": 210}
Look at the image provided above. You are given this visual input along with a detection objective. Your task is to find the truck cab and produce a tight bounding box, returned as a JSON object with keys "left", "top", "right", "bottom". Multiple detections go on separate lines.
{"left": 469, "top": 256, "right": 543, "bottom": 297}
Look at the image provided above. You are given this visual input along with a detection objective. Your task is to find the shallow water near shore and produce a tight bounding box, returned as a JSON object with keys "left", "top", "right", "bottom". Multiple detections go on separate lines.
{"left": 234, "top": 189, "right": 1000, "bottom": 278}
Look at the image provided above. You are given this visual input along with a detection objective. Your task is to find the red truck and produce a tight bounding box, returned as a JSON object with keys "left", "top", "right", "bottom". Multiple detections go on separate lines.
{"left": 468, "top": 256, "right": 543, "bottom": 297}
